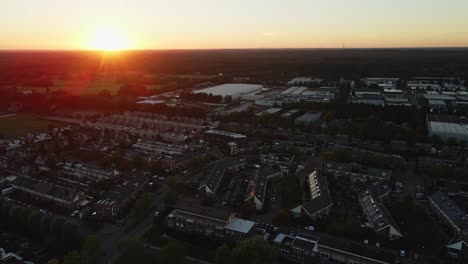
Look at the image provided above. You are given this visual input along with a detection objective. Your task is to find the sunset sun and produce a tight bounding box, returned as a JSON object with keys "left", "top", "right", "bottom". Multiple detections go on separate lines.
{"left": 87, "top": 27, "right": 130, "bottom": 51}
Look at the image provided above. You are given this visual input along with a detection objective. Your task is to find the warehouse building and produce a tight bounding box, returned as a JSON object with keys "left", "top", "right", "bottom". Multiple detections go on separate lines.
{"left": 294, "top": 113, "right": 322, "bottom": 126}
{"left": 427, "top": 115, "right": 468, "bottom": 142}
{"left": 194, "top": 84, "right": 263, "bottom": 99}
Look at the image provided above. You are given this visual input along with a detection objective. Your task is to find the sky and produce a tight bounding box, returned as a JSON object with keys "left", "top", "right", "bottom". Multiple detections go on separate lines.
{"left": 2, "top": 0, "right": 468, "bottom": 50}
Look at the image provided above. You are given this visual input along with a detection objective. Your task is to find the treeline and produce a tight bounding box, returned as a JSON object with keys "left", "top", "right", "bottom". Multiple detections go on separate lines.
{"left": 219, "top": 101, "right": 426, "bottom": 143}
{"left": 284, "top": 102, "right": 424, "bottom": 128}
{"left": 2, "top": 50, "right": 468, "bottom": 86}
{"left": 2, "top": 91, "right": 208, "bottom": 118}
{"left": 286, "top": 102, "right": 427, "bottom": 141}
{"left": 0, "top": 198, "right": 83, "bottom": 254}
{"left": 179, "top": 91, "right": 223, "bottom": 103}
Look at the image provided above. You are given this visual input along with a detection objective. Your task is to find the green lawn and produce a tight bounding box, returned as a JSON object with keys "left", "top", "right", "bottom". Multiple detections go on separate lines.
{"left": 0, "top": 114, "right": 57, "bottom": 138}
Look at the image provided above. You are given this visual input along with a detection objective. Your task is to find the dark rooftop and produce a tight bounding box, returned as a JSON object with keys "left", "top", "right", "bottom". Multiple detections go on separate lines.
{"left": 429, "top": 191, "right": 468, "bottom": 231}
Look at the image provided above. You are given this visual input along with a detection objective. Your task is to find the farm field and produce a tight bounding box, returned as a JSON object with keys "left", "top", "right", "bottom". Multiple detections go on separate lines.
{"left": 15, "top": 78, "right": 124, "bottom": 96}
{"left": 0, "top": 113, "right": 60, "bottom": 138}
{"left": 52, "top": 78, "right": 123, "bottom": 95}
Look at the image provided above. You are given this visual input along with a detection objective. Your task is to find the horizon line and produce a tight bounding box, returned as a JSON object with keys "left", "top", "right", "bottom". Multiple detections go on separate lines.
{"left": 1, "top": 46, "right": 468, "bottom": 52}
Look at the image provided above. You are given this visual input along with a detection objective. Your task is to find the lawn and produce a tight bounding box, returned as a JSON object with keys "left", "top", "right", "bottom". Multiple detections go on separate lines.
{"left": 0, "top": 114, "right": 58, "bottom": 138}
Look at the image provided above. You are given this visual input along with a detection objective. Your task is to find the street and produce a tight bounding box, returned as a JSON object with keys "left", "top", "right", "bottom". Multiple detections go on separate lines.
{"left": 98, "top": 190, "right": 166, "bottom": 263}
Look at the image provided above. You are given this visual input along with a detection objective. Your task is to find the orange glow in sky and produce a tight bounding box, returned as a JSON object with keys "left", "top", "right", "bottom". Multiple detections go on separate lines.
{"left": 87, "top": 27, "right": 130, "bottom": 51}
{"left": 1, "top": 0, "right": 468, "bottom": 50}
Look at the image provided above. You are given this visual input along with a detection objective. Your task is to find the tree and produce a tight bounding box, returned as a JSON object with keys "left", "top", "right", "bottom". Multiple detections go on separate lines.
{"left": 61, "top": 221, "right": 83, "bottom": 248}
{"left": 84, "top": 235, "right": 104, "bottom": 264}
{"left": 62, "top": 251, "right": 81, "bottom": 264}
{"left": 27, "top": 209, "right": 43, "bottom": 238}
{"left": 48, "top": 259, "right": 60, "bottom": 264}
{"left": 231, "top": 236, "right": 277, "bottom": 264}
{"left": 98, "top": 89, "right": 112, "bottom": 97}
{"left": 161, "top": 242, "right": 185, "bottom": 264}
{"left": 134, "top": 192, "right": 152, "bottom": 220}
{"left": 431, "top": 134, "right": 443, "bottom": 145}
{"left": 40, "top": 214, "right": 54, "bottom": 235}
{"left": 323, "top": 112, "right": 334, "bottom": 124}
{"left": 215, "top": 244, "right": 232, "bottom": 264}
{"left": 164, "top": 189, "right": 178, "bottom": 206}
{"left": 272, "top": 209, "right": 292, "bottom": 226}
{"left": 447, "top": 137, "right": 458, "bottom": 147}
{"left": 7, "top": 205, "right": 21, "bottom": 229}
{"left": 116, "top": 240, "right": 158, "bottom": 264}
{"left": 118, "top": 84, "right": 149, "bottom": 97}
{"left": 132, "top": 154, "right": 144, "bottom": 169}
{"left": 167, "top": 175, "right": 178, "bottom": 190}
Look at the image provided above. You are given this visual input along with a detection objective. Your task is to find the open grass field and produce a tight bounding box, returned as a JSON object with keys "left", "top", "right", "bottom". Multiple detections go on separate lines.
{"left": 0, "top": 113, "right": 60, "bottom": 138}
{"left": 52, "top": 79, "right": 123, "bottom": 95}
{"left": 16, "top": 78, "right": 124, "bottom": 96}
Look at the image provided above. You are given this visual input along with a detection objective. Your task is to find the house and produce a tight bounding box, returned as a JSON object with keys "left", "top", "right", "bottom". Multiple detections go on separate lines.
{"left": 324, "top": 162, "right": 392, "bottom": 183}
{"left": 428, "top": 191, "right": 468, "bottom": 234}
{"left": 62, "top": 163, "right": 119, "bottom": 182}
{"left": 274, "top": 231, "right": 396, "bottom": 264}
{"left": 0, "top": 155, "right": 8, "bottom": 169}
{"left": 158, "top": 151, "right": 210, "bottom": 172}
{"left": 274, "top": 232, "right": 320, "bottom": 263}
{"left": 358, "top": 189, "right": 403, "bottom": 240}
{"left": 260, "top": 154, "right": 294, "bottom": 169}
{"left": 224, "top": 217, "right": 256, "bottom": 240}
{"left": 10, "top": 176, "right": 89, "bottom": 213}
{"left": 166, "top": 202, "right": 255, "bottom": 240}
{"left": 92, "top": 175, "right": 148, "bottom": 219}
{"left": 429, "top": 192, "right": 468, "bottom": 262}
{"left": 245, "top": 167, "right": 285, "bottom": 211}
{"left": 132, "top": 140, "right": 185, "bottom": 156}
{"left": 227, "top": 142, "right": 239, "bottom": 156}
{"left": 167, "top": 203, "right": 234, "bottom": 239}
{"left": 291, "top": 170, "right": 333, "bottom": 220}
{"left": 446, "top": 231, "right": 468, "bottom": 262}
{"left": 0, "top": 248, "right": 33, "bottom": 264}
{"left": 197, "top": 159, "right": 246, "bottom": 195}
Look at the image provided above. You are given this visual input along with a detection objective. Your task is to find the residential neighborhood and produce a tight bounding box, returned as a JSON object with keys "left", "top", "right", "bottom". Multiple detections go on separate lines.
{"left": 1, "top": 50, "right": 468, "bottom": 264}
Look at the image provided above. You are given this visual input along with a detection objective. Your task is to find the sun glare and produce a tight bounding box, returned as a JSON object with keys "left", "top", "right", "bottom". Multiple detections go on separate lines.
{"left": 88, "top": 27, "right": 130, "bottom": 51}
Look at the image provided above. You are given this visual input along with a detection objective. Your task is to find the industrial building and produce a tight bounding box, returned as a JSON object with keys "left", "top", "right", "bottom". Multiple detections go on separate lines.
{"left": 427, "top": 115, "right": 468, "bottom": 142}
{"left": 287, "top": 77, "right": 323, "bottom": 86}
{"left": 294, "top": 113, "right": 322, "bottom": 126}
{"left": 194, "top": 84, "right": 263, "bottom": 99}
